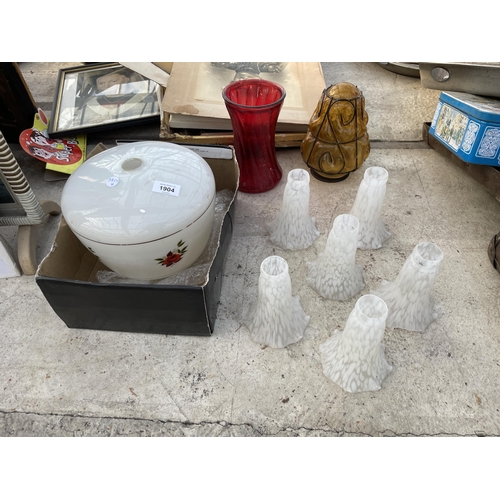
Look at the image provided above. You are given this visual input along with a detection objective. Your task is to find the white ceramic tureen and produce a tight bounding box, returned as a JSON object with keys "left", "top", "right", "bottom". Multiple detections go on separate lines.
{"left": 61, "top": 141, "right": 216, "bottom": 280}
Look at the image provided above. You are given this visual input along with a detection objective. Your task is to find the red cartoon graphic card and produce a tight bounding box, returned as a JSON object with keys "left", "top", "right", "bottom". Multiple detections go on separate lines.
{"left": 19, "top": 108, "right": 87, "bottom": 175}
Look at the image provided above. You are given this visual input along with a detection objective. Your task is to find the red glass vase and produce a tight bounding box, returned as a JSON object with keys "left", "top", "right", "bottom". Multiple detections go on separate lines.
{"left": 223, "top": 79, "right": 286, "bottom": 193}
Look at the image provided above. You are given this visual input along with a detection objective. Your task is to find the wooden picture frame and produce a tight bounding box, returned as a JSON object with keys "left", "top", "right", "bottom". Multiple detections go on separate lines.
{"left": 49, "top": 63, "right": 161, "bottom": 138}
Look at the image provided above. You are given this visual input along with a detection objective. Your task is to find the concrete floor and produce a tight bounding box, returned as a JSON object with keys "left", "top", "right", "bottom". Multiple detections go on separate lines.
{"left": 1, "top": 63, "right": 500, "bottom": 437}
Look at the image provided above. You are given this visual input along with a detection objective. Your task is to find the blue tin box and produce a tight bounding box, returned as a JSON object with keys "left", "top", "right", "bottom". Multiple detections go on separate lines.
{"left": 429, "top": 91, "right": 500, "bottom": 167}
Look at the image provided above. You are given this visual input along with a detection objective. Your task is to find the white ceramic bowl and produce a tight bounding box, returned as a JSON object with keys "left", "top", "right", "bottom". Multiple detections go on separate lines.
{"left": 61, "top": 141, "right": 216, "bottom": 280}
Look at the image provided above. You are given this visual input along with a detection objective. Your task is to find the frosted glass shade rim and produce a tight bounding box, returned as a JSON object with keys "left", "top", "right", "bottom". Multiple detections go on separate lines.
{"left": 413, "top": 242, "right": 444, "bottom": 269}
{"left": 261, "top": 255, "right": 288, "bottom": 277}
{"left": 287, "top": 168, "right": 310, "bottom": 186}
{"left": 333, "top": 214, "right": 359, "bottom": 236}
{"left": 364, "top": 166, "right": 389, "bottom": 186}
{"left": 355, "top": 294, "right": 388, "bottom": 322}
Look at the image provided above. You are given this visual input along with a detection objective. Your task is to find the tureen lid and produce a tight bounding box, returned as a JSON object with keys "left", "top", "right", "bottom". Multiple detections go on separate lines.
{"left": 61, "top": 142, "right": 216, "bottom": 245}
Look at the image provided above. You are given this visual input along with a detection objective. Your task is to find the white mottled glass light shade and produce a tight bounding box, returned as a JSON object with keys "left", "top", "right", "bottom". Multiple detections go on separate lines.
{"left": 371, "top": 242, "right": 444, "bottom": 332}
{"left": 320, "top": 294, "right": 393, "bottom": 393}
{"left": 244, "top": 256, "right": 310, "bottom": 348}
{"left": 306, "top": 214, "right": 364, "bottom": 300}
{"left": 350, "top": 166, "right": 391, "bottom": 250}
{"left": 266, "top": 169, "right": 320, "bottom": 250}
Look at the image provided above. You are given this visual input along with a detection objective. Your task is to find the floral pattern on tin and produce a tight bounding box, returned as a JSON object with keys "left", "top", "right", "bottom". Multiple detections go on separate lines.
{"left": 156, "top": 240, "right": 188, "bottom": 267}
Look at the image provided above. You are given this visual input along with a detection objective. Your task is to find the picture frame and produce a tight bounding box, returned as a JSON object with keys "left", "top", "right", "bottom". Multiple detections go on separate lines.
{"left": 162, "top": 62, "right": 326, "bottom": 132}
{"left": 48, "top": 63, "right": 162, "bottom": 138}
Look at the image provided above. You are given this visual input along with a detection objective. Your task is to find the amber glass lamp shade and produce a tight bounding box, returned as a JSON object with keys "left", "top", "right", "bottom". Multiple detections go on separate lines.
{"left": 300, "top": 82, "right": 370, "bottom": 182}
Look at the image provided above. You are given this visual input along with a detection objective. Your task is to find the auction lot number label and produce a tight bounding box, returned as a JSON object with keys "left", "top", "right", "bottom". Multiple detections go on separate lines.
{"left": 152, "top": 180, "right": 181, "bottom": 196}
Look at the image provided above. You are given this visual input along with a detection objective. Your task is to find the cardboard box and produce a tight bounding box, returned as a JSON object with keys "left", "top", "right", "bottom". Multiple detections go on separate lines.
{"left": 36, "top": 145, "right": 239, "bottom": 336}
{"left": 429, "top": 91, "right": 500, "bottom": 167}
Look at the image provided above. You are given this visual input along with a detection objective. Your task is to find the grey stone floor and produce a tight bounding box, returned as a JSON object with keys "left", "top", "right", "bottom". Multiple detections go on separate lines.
{"left": 1, "top": 63, "right": 500, "bottom": 437}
